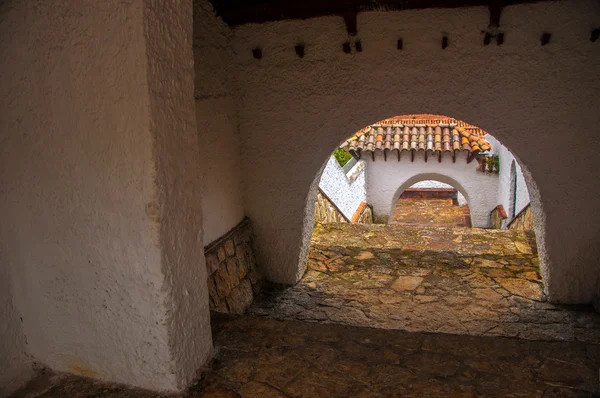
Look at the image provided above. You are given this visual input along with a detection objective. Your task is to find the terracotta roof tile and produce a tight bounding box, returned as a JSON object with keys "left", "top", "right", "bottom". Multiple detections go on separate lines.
{"left": 342, "top": 115, "right": 491, "bottom": 155}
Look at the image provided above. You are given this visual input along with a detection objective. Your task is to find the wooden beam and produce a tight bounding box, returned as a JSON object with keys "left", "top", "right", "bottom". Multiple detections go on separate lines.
{"left": 453, "top": 150, "right": 456, "bottom": 163}
{"left": 424, "top": 150, "right": 428, "bottom": 162}
{"left": 467, "top": 150, "right": 480, "bottom": 164}
{"left": 411, "top": 149, "right": 415, "bottom": 162}
{"left": 438, "top": 151, "right": 442, "bottom": 163}
{"left": 371, "top": 151, "right": 375, "bottom": 162}
{"left": 383, "top": 149, "right": 387, "bottom": 161}
{"left": 209, "top": 0, "right": 550, "bottom": 27}
{"left": 343, "top": 7, "right": 358, "bottom": 36}
{"left": 397, "top": 149, "right": 401, "bottom": 162}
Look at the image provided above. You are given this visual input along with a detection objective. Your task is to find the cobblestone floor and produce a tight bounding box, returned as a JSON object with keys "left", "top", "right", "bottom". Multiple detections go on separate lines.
{"left": 391, "top": 198, "right": 471, "bottom": 227}
{"left": 249, "top": 223, "right": 600, "bottom": 343}
{"left": 18, "top": 315, "right": 600, "bottom": 397}
{"left": 13, "top": 223, "right": 600, "bottom": 397}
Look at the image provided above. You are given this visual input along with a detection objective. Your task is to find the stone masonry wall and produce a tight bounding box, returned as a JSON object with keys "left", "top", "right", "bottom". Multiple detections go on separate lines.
{"left": 352, "top": 202, "right": 374, "bottom": 224}
{"left": 205, "top": 218, "right": 261, "bottom": 314}
{"left": 490, "top": 205, "right": 508, "bottom": 229}
{"left": 509, "top": 205, "right": 534, "bottom": 231}
{"left": 314, "top": 190, "right": 349, "bottom": 223}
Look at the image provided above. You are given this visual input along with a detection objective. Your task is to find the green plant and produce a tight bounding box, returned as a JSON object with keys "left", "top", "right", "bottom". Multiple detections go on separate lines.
{"left": 333, "top": 148, "right": 353, "bottom": 167}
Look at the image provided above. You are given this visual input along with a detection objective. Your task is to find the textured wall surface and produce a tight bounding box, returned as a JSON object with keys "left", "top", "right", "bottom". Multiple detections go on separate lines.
{"left": 0, "top": 254, "right": 32, "bottom": 396}
{"left": 144, "top": 0, "right": 212, "bottom": 389}
{"left": 0, "top": 0, "right": 211, "bottom": 391}
{"left": 193, "top": 0, "right": 245, "bottom": 245}
{"left": 232, "top": 0, "right": 600, "bottom": 303}
{"left": 366, "top": 151, "right": 498, "bottom": 227}
{"left": 486, "top": 135, "right": 531, "bottom": 225}
{"left": 318, "top": 156, "right": 367, "bottom": 220}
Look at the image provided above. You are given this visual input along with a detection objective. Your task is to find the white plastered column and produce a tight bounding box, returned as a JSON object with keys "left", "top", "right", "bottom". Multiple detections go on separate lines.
{"left": 0, "top": 0, "right": 211, "bottom": 392}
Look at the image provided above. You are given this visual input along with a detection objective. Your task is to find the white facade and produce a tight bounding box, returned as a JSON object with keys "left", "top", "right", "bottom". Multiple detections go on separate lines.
{"left": 365, "top": 151, "right": 498, "bottom": 227}
{"left": 486, "top": 135, "right": 531, "bottom": 225}
{"left": 318, "top": 156, "right": 367, "bottom": 220}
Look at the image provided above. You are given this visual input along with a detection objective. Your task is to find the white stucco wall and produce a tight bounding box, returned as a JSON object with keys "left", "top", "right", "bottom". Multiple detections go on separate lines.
{"left": 232, "top": 0, "right": 600, "bottom": 303}
{"left": 486, "top": 135, "right": 531, "bottom": 224}
{"left": 0, "top": 0, "right": 211, "bottom": 392}
{"left": 194, "top": 1, "right": 245, "bottom": 245}
{"left": 0, "top": 254, "right": 33, "bottom": 396}
{"left": 409, "top": 180, "right": 467, "bottom": 205}
{"left": 318, "top": 156, "right": 367, "bottom": 220}
{"left": 366, "top": 151, "right": 497, "bottom": 227}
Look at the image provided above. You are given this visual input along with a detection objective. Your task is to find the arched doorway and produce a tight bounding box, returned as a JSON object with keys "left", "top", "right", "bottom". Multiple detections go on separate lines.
{"left": 390, "top": 179, "right": 471, "bottom": 227}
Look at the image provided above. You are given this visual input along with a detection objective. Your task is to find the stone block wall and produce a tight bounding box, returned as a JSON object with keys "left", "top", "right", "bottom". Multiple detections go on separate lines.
{"left": 351, "top": 202, "right": 374, "bottom": 224}
{"left": 314, "top": 190, "right": 373, "bottom": 224}
{"left": 205, "top": 218, "right": 261, "bottom": 314}
{"left": 490, "top": 205, "right": 508, "bottom": 229}
{"left": 508, "top": 205, "right": 534, "bottom": 231}
{"left": 314, "top": 190, "right": 349, "bottom": 223}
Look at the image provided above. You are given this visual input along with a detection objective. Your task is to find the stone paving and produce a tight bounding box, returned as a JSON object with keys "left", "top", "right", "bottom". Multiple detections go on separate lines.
{"left": 391, "top": 198, "right": 471, "bottom": 227}
{"left": 13, "top": 223, "right": 600, "bottom": 397}
{"left": 249, "top": 223, "right": 600, "bottom": 343}
{"left": 18, "top": 314, "right": 600, "bottom": 397}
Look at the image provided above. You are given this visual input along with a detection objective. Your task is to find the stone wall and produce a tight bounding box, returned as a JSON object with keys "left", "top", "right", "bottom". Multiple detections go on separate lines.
{"left": 490, "top": 205, "right": 508, "bottom": 229}
{"left": 509, "top": 205, "right": 534, "bottom": 231}
{"left": 314, "top": 190, "right": 349, "bottom": 223}
{"left": 205, "top": 218, "right": 261, "bottom": 314}
{"left": 351, "top": 202, "right": 374, "bottom": 224}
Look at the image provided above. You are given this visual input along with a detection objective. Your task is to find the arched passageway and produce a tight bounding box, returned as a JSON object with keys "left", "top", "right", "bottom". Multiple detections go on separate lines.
{"left": 235, "top": 2, "right": 600, "bottom": 305}
{"left": 390, "top": 179, "right": 471, "bottom": 227}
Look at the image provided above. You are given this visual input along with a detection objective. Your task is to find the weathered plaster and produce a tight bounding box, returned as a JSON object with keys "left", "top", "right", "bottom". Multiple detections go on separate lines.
{"left": 233, "top": 0, "right": 600, "bottom": 303}
{"left": 486, "top": 135, "right": 531, "bottom": 223}
{"left": 0, "top": 252, "right": 33, "bottom": 397}
{"left": 365, "top": 151, "right": 496, "bottom": 226}
{"left": 193, "top": 0, "right": 245, "bottom": 245}
{"left": 0, "top": 0, "right": 211, "bottom": 391}
{"left": 144, "top": 0, "right": 213, "bottom": 389}
{"left": 318, "top": 156, "right": 367, "bottom": 220}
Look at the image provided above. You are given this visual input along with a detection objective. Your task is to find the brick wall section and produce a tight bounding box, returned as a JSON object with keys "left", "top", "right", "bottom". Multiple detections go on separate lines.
{"left": 490, "top": 205, "right": 507, "bottom": 229}
{"left": 508, "top": 205, "right": 534, "bottom": 231}
{"left": 204, "top": 218, "right": 261, "bottom": 314}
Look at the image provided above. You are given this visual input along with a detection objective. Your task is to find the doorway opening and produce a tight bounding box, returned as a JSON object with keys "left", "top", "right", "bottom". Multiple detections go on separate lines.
{"left": 248, "top": 114, "right": 595, "bottom": 343}
{"left": 391, "top": 180, "right": 471, "bottom": 227}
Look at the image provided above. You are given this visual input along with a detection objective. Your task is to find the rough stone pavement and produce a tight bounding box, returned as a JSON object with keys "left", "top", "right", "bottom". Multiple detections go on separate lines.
{"left": 13, "top": 223, "right": 600, "bottom": 397}
{"left": 391, "top": 198, "right": 470, "bottom": 227}
{"left": 249, "top": 223, "right": 600, "bottom": 343}
{"left": 17, "top": 314, "right": 600, "bottom": 397}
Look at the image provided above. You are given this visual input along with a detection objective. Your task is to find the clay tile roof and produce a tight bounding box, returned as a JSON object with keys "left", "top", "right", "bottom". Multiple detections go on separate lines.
{"left": 342, "top": 114, "right": 491, "bottom": 155}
